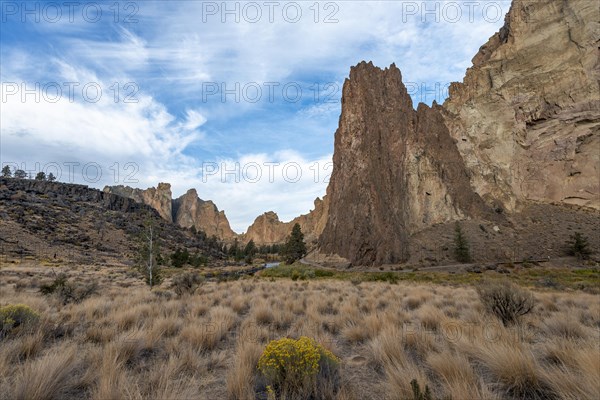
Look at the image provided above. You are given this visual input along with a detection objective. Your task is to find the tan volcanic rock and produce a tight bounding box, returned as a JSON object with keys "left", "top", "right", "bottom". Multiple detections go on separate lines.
{"left": 103, "top": 183, "right": 173, "bottom": 222}
{"left": 318, "top": 62, "right": 499, "bottom": 266}
{"left": 243, "top": 196, "right": 329, "bottom": 245}
{"left": 104, "top": 184, "right": 237, "bottom": 241}
{"left": 244, "top": 211, "right": 287, "bottom": 245}
{"left": 315, "top": 0, "right": 599, "bottom": 266}
{"left": 442, "top": 0, "right": 599, "bottom": 210}
{"left": 173, "top": 189, "right": 237, "bottom": 240}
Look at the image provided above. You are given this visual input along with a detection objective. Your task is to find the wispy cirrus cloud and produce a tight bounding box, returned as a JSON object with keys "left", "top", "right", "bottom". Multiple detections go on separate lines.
{"left": 1, "top": 0, "right": 508, "bottom": 231}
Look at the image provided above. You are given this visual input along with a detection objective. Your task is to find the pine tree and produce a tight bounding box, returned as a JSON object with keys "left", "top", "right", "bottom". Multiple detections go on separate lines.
{"left": 35, "top": 172, "right": 46, "bottom": 181}
{"left": 453, "top": 222, "right": 471, "bottom": 263}
{"left": 171, "top": 248, "right": 190, "bottom": 268}
{"left": 244, "top": 239, "right": 257, "bottom": 264}
{"left": 283, "top": 223, "right": 307, "bottom": 264}
{"left": 1, "top": 166, "right": 11, "bottom": 178}
{"left": 567, "top": 232, "right": 592, "bottom": 260}
{"left": 229, "top": 238, "right": 243, "bottom": 261}
{"left": 47, "top": 173, "right": 56, "bottom": 182}
{"left": 14, "top": 169, "right": 27, "bottom": 179}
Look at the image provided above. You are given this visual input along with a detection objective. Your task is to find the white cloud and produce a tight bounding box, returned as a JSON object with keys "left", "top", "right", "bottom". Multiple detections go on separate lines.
{"left": 1, "top": 1, "right": 508, "bottom": 231}
{"left": 0, "top": 65, "right": 330, "bottom": 233}
{"left": 182, "top": 109, "right": 207, "bottom": 131}
{"left": 165, "top": 151, "right": 333, "bottom": 233}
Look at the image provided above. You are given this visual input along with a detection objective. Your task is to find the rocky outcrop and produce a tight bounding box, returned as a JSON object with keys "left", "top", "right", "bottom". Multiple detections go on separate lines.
{"left": 243, "top": 196, "right": 328, "bottom": 245}
{"left": 290, "top": 196, "right": 329, "bottom": 244}
{"left": 104, "top": 183, "right": 173, "bottom": 222}
{"left": 317, "top": 0, "right": 599, "bottom": 266}
{"left": 318, "top": 62, "right": 500, "bottom": 265}
{"left": 173, "top": 189, "right": 237, "bottom": 240}
{"left": 0, "top": 177, "right": 225, "bottom": 265}
{"left": 6, "top": 178, "right": 157, "bottom": 215}
{"left": 244, "top": 211, "right": 288, "bottom": 245}
{"left": 104, "top": 184, "right": 237, "bottom": 240}
{"left": 442, "top": 0, "right": 599, "bottom": 210}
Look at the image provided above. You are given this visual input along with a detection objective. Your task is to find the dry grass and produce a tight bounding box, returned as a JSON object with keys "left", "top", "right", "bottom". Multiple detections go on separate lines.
{"left": 0, "top": 264, "right": 599, "bottom": 399}
{"left": 12, "top": 344, "right": 81, "bottom": 400}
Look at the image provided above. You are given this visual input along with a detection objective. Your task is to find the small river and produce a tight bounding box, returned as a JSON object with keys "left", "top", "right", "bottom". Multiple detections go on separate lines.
{"left": 265, "top": 262, "right": 280, "bottom": 269}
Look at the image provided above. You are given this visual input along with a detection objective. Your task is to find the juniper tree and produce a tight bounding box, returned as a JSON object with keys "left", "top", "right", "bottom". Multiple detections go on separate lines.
{"left": 244, "top": 239, "right": 257, "bottom": 264}
{"left": 283, "top": 223, "right": 307, "bottom": 264}
{"left": 567, "top": 232, "right": 592, "bottom": 260}
{"left": 454, "top": 222, "right": 471, "bottom": 263}
{"left": 1, "top": 166, "right": 11, "bottom": 178}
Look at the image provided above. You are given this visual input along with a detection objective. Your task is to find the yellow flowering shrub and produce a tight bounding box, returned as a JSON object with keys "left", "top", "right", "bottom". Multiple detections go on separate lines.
{"left": 0, "top": 304, "right": 40, "bottom": 336}
{"left": 258, "top": 336, "right": 339, "bottom": 395}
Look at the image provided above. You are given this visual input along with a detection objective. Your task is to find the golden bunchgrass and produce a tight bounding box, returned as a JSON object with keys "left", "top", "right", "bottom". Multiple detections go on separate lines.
{"left": 0, "top": 264, "right": 598, "bottom": 399}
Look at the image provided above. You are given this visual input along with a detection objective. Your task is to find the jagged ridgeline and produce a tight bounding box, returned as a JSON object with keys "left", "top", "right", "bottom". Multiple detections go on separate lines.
{"left": 3, "top": 0, "right": 598, "bottom": 268}
{"left": 0, "top": 178, "right": 225, "bottom": 265}
{"left": 104, "top": 184, "right": 237, "bottom": 240}
{"left": 315, "top": 0, "right": 599, "bottom": 266}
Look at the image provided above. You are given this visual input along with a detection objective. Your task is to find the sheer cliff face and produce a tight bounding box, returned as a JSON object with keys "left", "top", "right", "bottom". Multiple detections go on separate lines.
{"left": 443, "top": 0, "right": 600, "bottom": 210}
{"left": 103, "top": 183, "right": 173, "bottom": 222}
{"left": 318, "top": 0, "right": 598, "bottom": 266}
{"left": 173, "top": 189, "right": 237, "bottom": 240}
{"left": 104, "top": 184, "right": 237, "bottom": 240}
{"left": 243, "top": 197, "right": 328, "bottom": 245}
{"left": 318, "top": 63, "right": 497, "bottom": 265}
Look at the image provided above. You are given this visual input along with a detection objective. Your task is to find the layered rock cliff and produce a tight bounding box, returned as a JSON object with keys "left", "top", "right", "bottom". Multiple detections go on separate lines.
{"left": 1, "top": 178, "right": 225, "bottom": 265}
{"left": 243, "top": 196, "right": 328, "bottom": 245}
{"left": 317, "top": 0, "right": 599, "bottom": 266}
{"left": 443, "top": 0, "right": 599, "bottom": 210}
{"left": 318, "top": 63, "right": 500, "bottom": 265}
{"left": 104, "top": 183, "right": 173, "bottom": 222}
{"left": 104, "top": 184, "right": 237, "bottom": 240}
{"left": 172, "top": 189, "right": 237, "bottom": 240}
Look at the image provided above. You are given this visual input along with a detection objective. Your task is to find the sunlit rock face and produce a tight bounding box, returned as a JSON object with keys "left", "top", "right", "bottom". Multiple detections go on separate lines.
{"left": 318, "top": 0, "right": 599, "bottom": 266}
{"left": 104, "top": 183, "right": 173, "bottom": 222}
{"left": 104, "top": 184, "right": 237, "bottom": 240}
{"left": 173, "top": 189, "right": 237, "bottom": 240}
{"left": 443, "top": 0, "right": 599, "bottom": 210}
{"left": 243, "top": 197, "right": 328, "bottom": 246}
{"left": 318, "top": 62, "right": 498, "bottom": 266}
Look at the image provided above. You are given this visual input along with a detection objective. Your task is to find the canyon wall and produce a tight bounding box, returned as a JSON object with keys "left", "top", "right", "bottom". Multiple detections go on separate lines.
{"left": 317, "top": 0, "right": 599, "bottom": 265}
{"left": 318, "top": 63, "right": 501, "bottom": 265}
{"left": 104, "top": 183, "right": 173, "bottom": 222}
{"left": 104, "top": 184, "right": 237, "bottom": 240}
{"left": 172, "top": 189, "right": 237, "bottom": 240}
{"left": 243, "top": 196, "right": 328, "bottom": 245}
{"left": 443, "top": 0, "right": 599, "bottom": 210}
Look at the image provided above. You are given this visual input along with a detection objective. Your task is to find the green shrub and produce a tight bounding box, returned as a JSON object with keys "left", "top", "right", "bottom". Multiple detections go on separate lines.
{"left": 258, "top": 336, "right": 340, "bottom": 397}
{"left": 171, "top": 271, "right": 205, "bottom": 296}
{"left": 454, "top": 222, "right": 471, "bottom": 263}
{"left": 477, "top": 280, "right": 535, "bottom": 326}
{"left": 566, "top": 232, "right": 592, "bottom": 260}
{"left": 303, "top": 269, "right": 316, "bottom": 279}
{"left": 366, "top": 272, "right": 399, "bottom": 284}
{"left": 171, "top": 248, "right": 190, "bottom": 268}
{"left": 40, "top": 273, "right": 98, "bottom": 304}
{"left": 314, "top": 269, "right": 334, "bottom": 278}
{"left": 0, "top": 304, "right": 40, "bottom": 336}
{"left": 291, "top": 270, "right": 301, "bottom": 281}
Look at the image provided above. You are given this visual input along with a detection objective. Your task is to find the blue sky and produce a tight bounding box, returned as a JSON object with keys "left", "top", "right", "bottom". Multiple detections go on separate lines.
{"left": 0, "top": 0, "right": 508, "bottom": 232}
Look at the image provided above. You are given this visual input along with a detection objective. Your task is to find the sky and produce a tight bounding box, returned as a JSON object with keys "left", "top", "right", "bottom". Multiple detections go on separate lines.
{"left": 0, "top": 0, "right": 508, "bottom": 232}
